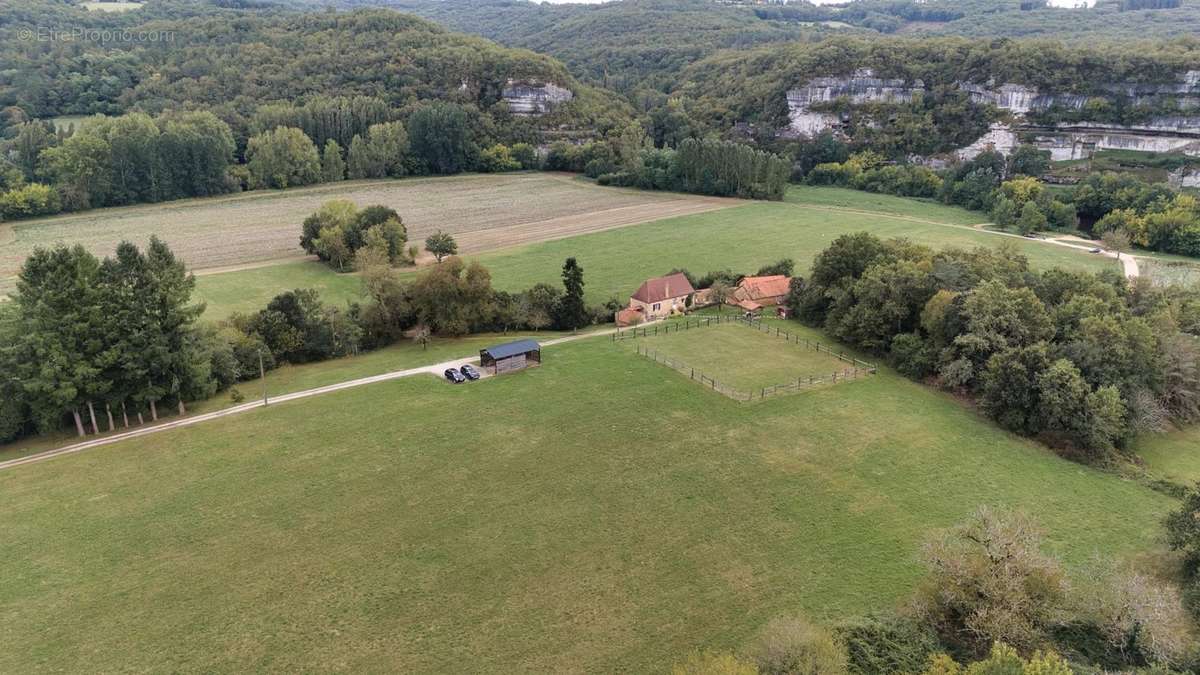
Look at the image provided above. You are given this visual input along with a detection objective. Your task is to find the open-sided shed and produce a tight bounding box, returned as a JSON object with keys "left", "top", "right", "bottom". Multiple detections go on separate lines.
{"left": 480, "top": 339, "right": 541, "bottom": 375}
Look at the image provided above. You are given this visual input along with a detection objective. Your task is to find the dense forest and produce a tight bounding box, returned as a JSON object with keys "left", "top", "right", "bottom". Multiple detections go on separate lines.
{"left": 312, "top": 0, "right": 1200, "bottom": 98}
{"left": 337, "top": 0, "right": 817, "bottom": 98}
{"left": 0, "top": 0, "right": 631, "bottom": 134}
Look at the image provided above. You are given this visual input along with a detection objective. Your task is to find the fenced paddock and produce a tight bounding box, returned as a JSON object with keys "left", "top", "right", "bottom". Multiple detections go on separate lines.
{"left": 615, "top": 315, "right": 877, "bottom": 402}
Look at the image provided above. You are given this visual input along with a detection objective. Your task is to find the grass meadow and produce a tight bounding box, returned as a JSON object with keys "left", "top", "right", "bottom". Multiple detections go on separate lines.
{"left": 628, "top": 320, "right": 856, "bottom": 394}
{"left": 0, "top": 179, "right": 1186, "bottom": 671}
{"left": 194, "top": 186, "right": 1118, "bottom": 318}
{"left": 0, "top": 335, "right": 1177, "bottom": 672}
{"left": 0, "top": 330, "right": 575, "bottom": 464}
{"left": 1136, "top": 427, "right": 1200, "bottom": 485}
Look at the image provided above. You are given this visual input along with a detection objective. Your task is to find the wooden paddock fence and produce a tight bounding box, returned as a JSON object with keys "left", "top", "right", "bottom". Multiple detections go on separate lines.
{"left": 619, "top": 315, "right": 878, "bottom": 402}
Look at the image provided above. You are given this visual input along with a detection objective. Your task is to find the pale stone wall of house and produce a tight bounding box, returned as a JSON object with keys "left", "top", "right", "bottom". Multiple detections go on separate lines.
{"left": 629, "top": 296, "right": 688, "bottom": 320}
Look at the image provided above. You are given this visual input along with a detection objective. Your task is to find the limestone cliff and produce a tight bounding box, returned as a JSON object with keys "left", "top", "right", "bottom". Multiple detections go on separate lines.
{"left": 501, "top": 80, "right": 573, "bottom": 115}
{"left": 783, "top": 69, "right": 1200, "bottom": 160}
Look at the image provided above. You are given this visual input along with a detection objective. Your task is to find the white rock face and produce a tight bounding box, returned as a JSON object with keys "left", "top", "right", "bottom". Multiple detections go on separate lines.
{"left": 961, "top": 83, "right": 1089, "bottom": 114}
{"left": 502, "top": 80, "right": 573, "bottom": 115}
{"left": 785, "top": 68, "right": 923, "bottom": 136}
{"left": 956, "top": 123, "right": 1019, "bottom": 161}
{"left": 1170, "top": 168, "right": 1200, "bottom": 189}
{"left": 1031, "top": 128, "right": 1200, "bottom": 160}
{"left": 783, "top": 69, "right": 1200, "bottom": 161}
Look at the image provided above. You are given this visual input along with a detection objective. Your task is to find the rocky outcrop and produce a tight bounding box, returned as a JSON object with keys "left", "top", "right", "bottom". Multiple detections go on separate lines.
{"left": 783, "top": 69, "right": 1200, "bottom": 161}
{"left": 1169, "top": 167, "right": 1200, "bottom": 189}
{"left": 964, "top": 122, "right": 1200, "bottom": 162}
{"left": 955, "top": 123, "right": 1019, "bottom": 161}
{"left": 501, "top": 80, "right": 573, "bottom": 115}
{"left": 786, "top": 69, "right": 923, "bottom": 136}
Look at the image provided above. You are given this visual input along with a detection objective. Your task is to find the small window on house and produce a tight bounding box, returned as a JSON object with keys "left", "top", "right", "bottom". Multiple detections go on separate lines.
{"left": 653, "top": 303, "right": 661, "bottom": 311}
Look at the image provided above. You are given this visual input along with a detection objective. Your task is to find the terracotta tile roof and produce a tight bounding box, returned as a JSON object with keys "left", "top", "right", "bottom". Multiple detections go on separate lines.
{"left": 736, "top": 275, "right": 790, "bottom": 301}
{"left": 631, "top": 273, "right": 695, "bottom": 304}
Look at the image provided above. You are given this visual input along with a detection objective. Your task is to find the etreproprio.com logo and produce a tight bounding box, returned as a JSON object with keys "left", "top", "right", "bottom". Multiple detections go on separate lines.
{"left": 16, "top": 26, "right": 176, "bottom": 43}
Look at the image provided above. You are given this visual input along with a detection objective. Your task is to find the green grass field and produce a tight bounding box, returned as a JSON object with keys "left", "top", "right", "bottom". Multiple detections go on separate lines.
{"left": 0, "top": 329, "right": 572, "bottom": 464}
{"left": 193, "top": 187, "right": 1117, "bottom": 318}
{"left": 195, "top": 261, "right": 366, "bottom": 320}
{"left": 630, "top": 320, "right": 855, "bottom": 394}
{"left": 1136, "top": 427, "right": 1200, "bottom": 485}
{"left": 0, "top": 336, "right": 1176, "bottom": 672}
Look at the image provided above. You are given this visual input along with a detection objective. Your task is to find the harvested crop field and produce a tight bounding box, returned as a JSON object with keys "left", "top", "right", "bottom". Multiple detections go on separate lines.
{"left": 0, "top": 173, "right": 733, "bottom": 296}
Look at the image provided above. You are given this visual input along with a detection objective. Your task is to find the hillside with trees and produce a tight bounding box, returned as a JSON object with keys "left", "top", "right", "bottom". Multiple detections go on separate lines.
{"left": 0, "top": 0, "right": 630, "bottom": 135}
{"left": 675, "top": 36, "right": 1200, "bottom": 145}
{"left": 326, "top": 0, "right": 820, "bottom": 97}
{"left": 316, "top": 0, "right": 1200, "bottom": 97}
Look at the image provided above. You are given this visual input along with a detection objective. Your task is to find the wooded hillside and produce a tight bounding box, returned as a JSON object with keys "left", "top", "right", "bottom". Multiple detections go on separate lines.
{"left": 0, "top": 0, "right": 628, "bottom": 132}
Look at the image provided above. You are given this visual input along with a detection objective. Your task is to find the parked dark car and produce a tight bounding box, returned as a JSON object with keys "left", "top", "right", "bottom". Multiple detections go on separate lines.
{"left": 444, "top": 368, "right": 466, "bottom": 384}
{"left": 460, "top": 364, "right": 481, "bottom": 381}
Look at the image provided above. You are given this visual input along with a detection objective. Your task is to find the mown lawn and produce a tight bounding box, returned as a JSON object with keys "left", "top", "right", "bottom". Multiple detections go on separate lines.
{"left": 0, "top": 336, "right": 1175, "bottom": 672}
{"left": 193, "top": 187, "right": 1117, "bottom": 318}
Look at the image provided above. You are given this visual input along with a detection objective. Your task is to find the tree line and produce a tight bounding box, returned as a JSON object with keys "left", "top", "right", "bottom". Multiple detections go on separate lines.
{"left": 0, "top": 239, "right": 208, "bottom": 441}
{"left": 787, "top": 232, "right": 1200, "bottom": 461}
{"left": 0, "top": 98, "right": 549, "bottom": 221}
{"left": 0, "top": 236, "right": 613, "bottom": 445}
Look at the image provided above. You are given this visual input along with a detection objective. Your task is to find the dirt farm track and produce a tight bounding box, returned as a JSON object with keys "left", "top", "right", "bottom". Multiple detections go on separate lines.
{"left": 0, "top": 173, "right": 736, "bottom": 295}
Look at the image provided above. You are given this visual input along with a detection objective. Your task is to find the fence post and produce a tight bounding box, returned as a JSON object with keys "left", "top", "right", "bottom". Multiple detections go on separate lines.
{"left": 833, "top": 371, "right": 837, "bottom": 383}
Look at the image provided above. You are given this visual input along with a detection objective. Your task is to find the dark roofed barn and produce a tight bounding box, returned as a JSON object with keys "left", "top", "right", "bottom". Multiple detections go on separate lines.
{"left": 480, "top": 339, "right": 541, "bottom": 375}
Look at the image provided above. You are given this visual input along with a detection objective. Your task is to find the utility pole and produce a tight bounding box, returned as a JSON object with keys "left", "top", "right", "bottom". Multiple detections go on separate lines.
{"left": 258, "top": 349, "right": 268, "bottom": 406}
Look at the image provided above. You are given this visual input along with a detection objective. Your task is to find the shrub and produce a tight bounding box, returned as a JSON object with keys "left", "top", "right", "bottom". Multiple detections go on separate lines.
{"left": 913, "top": 507, "right": 1066, "bottom": 657}
{"left": 0, "top": 183, "right": 61, "bottom": 220}
{"left": 480, "top": 144, "right": 520, "bottom": 172}
{"left": 749, "top": 615, "right": 849, "bottom": 675}
{"left": 837, "top": 614, "right": 940, "bottom": 675}
{"left": 807, "top": 161, "right": 857, "bottom": 186}
{"left": 511, "top": 142, "right": 537, "bottom": 169}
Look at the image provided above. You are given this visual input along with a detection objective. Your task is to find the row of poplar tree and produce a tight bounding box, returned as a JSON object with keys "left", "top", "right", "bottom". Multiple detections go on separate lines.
{"left": 1, "top": 238, "right": 208, "bottom": 438}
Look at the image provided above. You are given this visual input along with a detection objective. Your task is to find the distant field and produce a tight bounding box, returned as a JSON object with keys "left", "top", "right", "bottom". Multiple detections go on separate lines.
{"left": 0, "top": 335, "right": 1174, "bottom": 672}
{"left": 0, "top": 173, "right": 731, "bottom": 298}
{"left": 195, "top": 187, "right": 1118, "bottom": 318}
